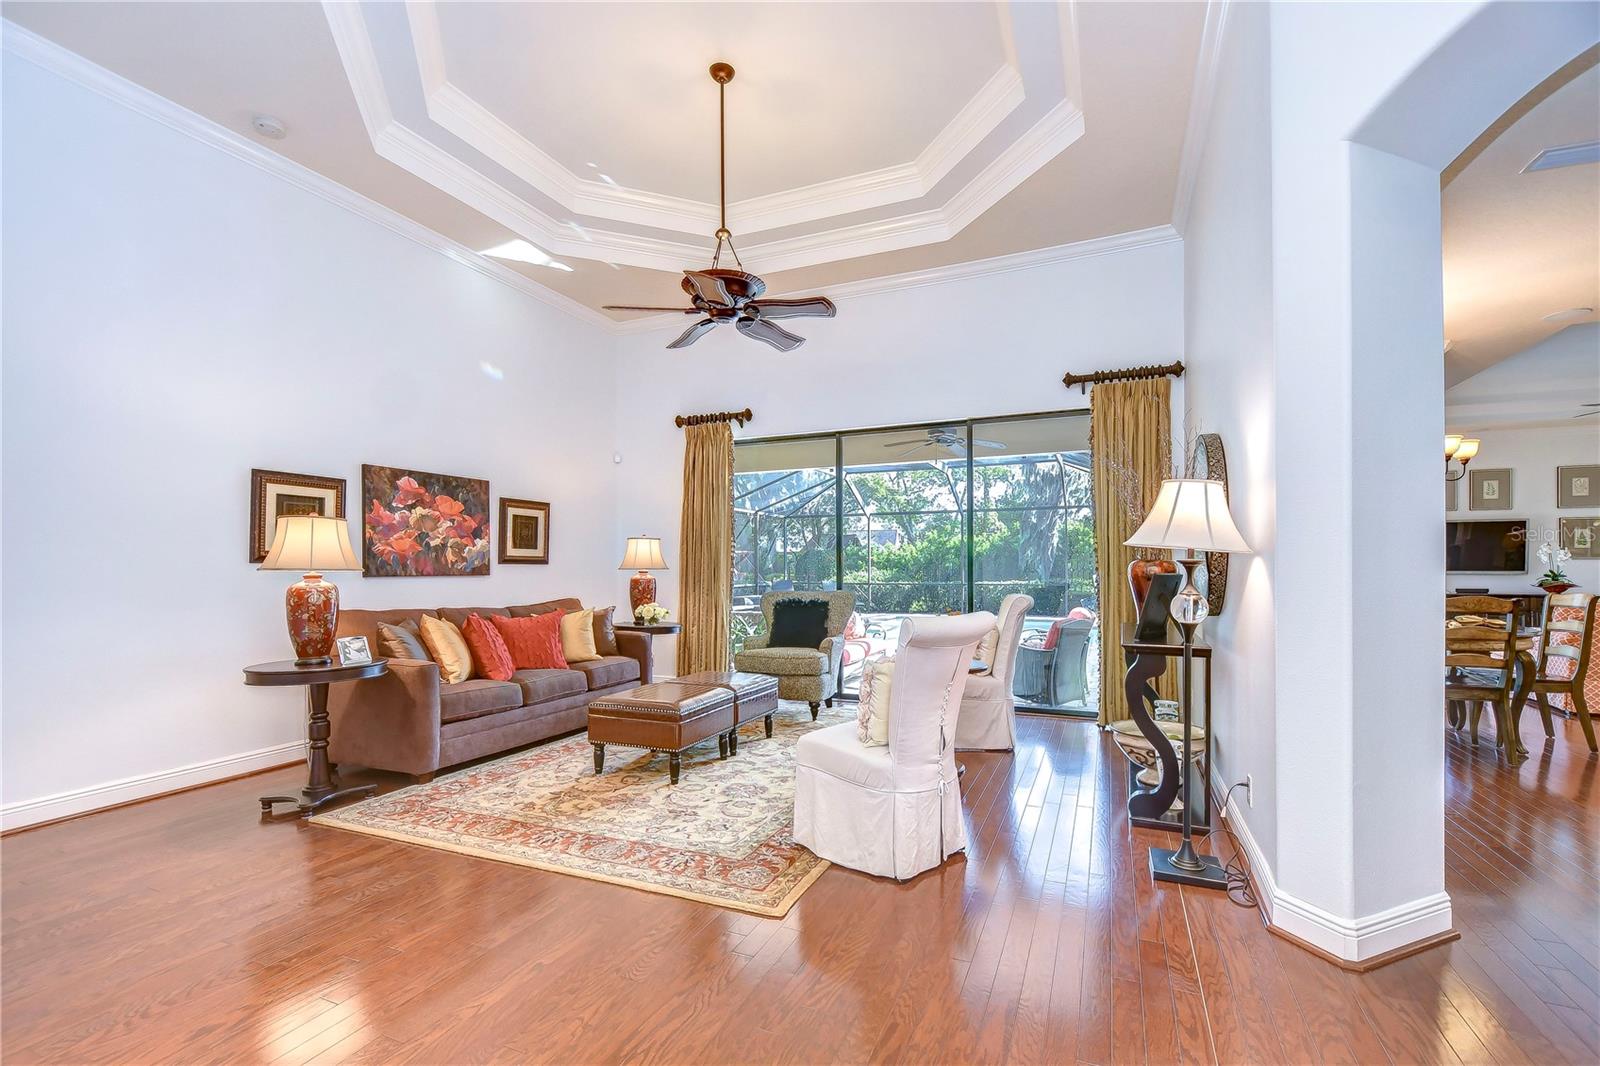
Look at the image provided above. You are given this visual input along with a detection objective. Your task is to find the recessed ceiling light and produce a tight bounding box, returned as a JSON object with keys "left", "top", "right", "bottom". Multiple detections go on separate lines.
{"left": 1522, "top": 140, "right": 1600, "bottom": 173}
{"left": 480, "top": 239, "right": 574, "bottom": 272}
{"left": 1543, "top": 307, "right": 1595, "bottom": 324}
{"left": 250, "top": 114, "right": 287, "bottom": 140}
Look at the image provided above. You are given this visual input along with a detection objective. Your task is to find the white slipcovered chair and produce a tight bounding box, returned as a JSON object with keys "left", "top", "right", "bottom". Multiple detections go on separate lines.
{"left": 955, "top": 593, "right": 1034, "bottom": 751}
{"left": 792, "top": 611, "right": 996, "bottom": 880}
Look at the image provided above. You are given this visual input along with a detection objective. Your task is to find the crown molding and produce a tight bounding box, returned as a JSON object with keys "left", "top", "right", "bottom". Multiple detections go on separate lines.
{"left": 1171, "top": 0, "right": 1231, "bottom": 236}
{"left": 609, "top": 224, "right": 1181, "bottom": 335}
{"left": 3, "top": 18, "right": 615, "bottom": 331}
{"left": 400, "top": 0, "right": 1031, "bottom": 236}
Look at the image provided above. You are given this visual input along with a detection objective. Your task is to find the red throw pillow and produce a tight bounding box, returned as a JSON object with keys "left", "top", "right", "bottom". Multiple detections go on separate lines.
{"left": 462, "top": 613, "right": 515, "bottom": 681}
{"left": 490, "top": 613, "right": 568, "bottom": 670}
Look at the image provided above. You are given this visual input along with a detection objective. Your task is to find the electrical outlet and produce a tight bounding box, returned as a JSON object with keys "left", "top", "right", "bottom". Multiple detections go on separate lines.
{"left": 1246, "top": 774, "right": 1254, "bottom": 808}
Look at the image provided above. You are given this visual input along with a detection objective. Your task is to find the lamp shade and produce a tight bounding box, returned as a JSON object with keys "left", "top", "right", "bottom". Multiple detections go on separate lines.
{"left": 259, "top": 514, "right": 361, "bottom": 572}
{"left": 618, "top": 535, "right": 668, "bottom": 571}
{"left": 1453, "top": 438, "right": 1480, "bottom": 462}
{"left": 1125, "top": 479, "right": 1251, "bottom": 554}
{"left": 1444, "top": 434, "right": 1463, "bottom": 459}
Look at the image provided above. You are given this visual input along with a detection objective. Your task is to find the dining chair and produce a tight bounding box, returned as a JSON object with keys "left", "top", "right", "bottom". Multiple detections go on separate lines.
{"left": 1444, "top": 595, "right": 1520, "bottom": 751}
{"left": 1530, "top": 591, "right": 1598, "bottom": 753}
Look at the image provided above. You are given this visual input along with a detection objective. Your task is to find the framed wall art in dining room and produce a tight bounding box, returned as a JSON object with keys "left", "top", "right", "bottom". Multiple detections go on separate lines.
{"left": 1468, "top": 468, "right": 1513, "bottom": 511}
{"left": 1560, "top": 516, "right": 1600, "bottom": 560}
{"left": 1556, "top": 465, "right": 1600, "bottom": 509}
{"left": 249, "top": 468, "right": 345, "bottom": 563}
{"left": 361, "top": 464, "right": 491, "bottom": 577}
{"left": 499, "top": 497, "right": 551, "bottom": 564}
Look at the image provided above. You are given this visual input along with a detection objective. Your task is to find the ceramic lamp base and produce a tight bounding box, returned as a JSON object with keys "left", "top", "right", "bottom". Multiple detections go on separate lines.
{"left": 286, "top": 572, "right": 339, "bottom": 665}
{"left": 629, "top": 572, "right": 657, "bottom": 613}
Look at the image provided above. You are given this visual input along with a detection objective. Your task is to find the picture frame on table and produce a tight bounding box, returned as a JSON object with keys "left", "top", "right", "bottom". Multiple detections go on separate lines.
{"left": 1468, "top": 468, "right": 1512, "bottom": 511}
{"left": 499, "top": 497, "right": 551, "bottom": 564}
{"left": 335, "top": 636, "right": 373, "bottom": 666}
{"left": 1560, "top": 516, "right": 1600, "bottom": 560}
{"left": 249, "top": 469, "right": 345, "bottom": 563}
{"left": 1556, "top": 465, "right": 1600, "bottom": 509}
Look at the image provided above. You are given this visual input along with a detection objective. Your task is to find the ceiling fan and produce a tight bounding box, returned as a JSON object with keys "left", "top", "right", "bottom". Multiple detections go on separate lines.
{"left": 1577, "top": 403, "right": 1599, "bottom": 418}
{"left": 882, "top": 428, "right": 1006, "bottom": 458}
{"left": 602, "top": 62, "right": 836, "bottom": 352}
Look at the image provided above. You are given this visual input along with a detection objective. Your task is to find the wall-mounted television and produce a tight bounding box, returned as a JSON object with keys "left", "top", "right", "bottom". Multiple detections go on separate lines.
{"left": 1446, "top": 519, "right": 1527, "bottom": 573}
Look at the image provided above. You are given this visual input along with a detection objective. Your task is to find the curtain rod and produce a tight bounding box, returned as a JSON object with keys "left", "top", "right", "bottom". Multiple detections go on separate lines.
{"left": 675, "top": 407, "right": 753, "bottom": 428}
{"left": 1061, "top": 361, "right": 1185, "bottom": 394}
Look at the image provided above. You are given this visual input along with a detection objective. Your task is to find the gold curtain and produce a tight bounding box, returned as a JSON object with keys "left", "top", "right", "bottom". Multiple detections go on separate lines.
{"left": 1091, "top": 377, "right": 1175, "bottom": 724}
{"left": 677, "top": 421, "right": 735, "bottom": 675}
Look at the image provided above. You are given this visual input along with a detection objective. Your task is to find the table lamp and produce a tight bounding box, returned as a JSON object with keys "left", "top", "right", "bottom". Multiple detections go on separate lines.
{"left": 618, "top": 535, "right": 668, "bottom": 616}
{"left": 259, "top": 514, "right": 362, "bottom": 665}
{"left": 1125, "top": 478, "right": 1250, "bottom": 889}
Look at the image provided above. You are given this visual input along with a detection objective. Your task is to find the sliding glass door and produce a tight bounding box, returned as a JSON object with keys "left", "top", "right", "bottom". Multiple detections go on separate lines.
{"left": 732, "top": 411, "right": 1098, "bottom": 716}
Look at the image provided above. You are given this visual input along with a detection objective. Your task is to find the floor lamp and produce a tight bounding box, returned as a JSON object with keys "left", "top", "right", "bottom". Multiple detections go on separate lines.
{"left": 1126, "top": 478, "right": 1251, "bottom": 889}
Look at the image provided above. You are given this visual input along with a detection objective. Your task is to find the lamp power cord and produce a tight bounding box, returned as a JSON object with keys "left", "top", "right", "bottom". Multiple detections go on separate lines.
{"left": 1213, "top": 781, "right": 1258, "bottom": 909}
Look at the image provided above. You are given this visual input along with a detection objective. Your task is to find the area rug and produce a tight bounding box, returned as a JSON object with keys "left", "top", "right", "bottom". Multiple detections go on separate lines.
{"left": 312, "top": 700, "right": 851, "bottom": 916}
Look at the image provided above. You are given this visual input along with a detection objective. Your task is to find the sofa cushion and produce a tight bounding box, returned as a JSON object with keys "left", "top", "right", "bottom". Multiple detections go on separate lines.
{"left": 376, "top": 618, "right": 428, "bottom": 662}
{"left": 592, "top": 606, "right": 618, "bottom": 656}
{"left": 570, "top": 655, "right": 641, "bottom": 691}
{"left": 734, "top": 646, "right": 829, "bottom": 677}
{"left": 492, "top": 613, "right": 568, "bottom": 670}
{"left": 511, "top": 668, "right": 587, "bottom": 705}
{"left": 438, "top": 679, "right": 523, "bottom": 724}
{"left": 560, "top": 609, "right": 601, "bottom": 663}
{"left": 437, "top": 606, "right": 511, "bottom": 630}
{"left": 508, "top": 598, "right": 582, "bottom": 618}
{"left": 420, "top": 614, "right": 473, "bottom": 684}
{"left": 462, "top": 613, "right": 515, "bottom": 682}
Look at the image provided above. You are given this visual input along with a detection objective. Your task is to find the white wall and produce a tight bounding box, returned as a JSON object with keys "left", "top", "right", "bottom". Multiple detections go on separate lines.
{"left": 1180, "top": 1, "right": 1278, "bottom": 870}
{"left": 1443, "top": 424, "right": 1600, "bottom": 592}
{"left": 611, "top": 238, "right": 1186, "bottom": 670}
{"left": 1, "top": 52, "right": 619, "bottom": 825}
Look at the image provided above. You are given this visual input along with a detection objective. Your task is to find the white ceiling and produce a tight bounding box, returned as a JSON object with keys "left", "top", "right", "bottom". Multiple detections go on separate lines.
{"left": 1, "top": 0, "right": 1208, "bottom": 315}
{"left": 1446, "top": 323, "right": 1600, "bottom": 432}
{"left": 1442, "top": 53, "right": 1600, "bottom": 385}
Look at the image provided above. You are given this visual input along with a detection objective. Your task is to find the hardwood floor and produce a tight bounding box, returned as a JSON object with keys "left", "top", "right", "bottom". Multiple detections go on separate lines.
{"left": 2, "top": 710, "right": 1595, "bottom": 1064}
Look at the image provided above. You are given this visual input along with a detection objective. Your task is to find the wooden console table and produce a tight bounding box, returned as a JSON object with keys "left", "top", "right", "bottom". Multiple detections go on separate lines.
{"left": 1119, "top": 624, "right": 1212, "bottom": 832}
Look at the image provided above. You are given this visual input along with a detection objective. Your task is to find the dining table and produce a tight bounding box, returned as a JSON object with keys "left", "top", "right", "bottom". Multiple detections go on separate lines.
{"left": 1445, "top": 622, "right": 1542, "bottom": 764}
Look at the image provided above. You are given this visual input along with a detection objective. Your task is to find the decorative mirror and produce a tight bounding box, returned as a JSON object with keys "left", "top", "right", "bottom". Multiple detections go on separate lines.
{"left": 1187, "top": 433, "right": 1230, "bottom": 616}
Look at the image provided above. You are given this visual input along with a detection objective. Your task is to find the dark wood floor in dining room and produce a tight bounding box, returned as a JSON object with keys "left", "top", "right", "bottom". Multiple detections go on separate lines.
{"left": 2, "top": 711, "right": 1595, "bottom": 1065}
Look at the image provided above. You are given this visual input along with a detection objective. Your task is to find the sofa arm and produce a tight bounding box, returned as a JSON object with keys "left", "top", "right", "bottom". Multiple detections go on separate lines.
{"left": 616, "top": 630, "right": 653, "bottom": 685}
{"left": 328, "top": 657, "right": 442, "bottom": 776}
{"left": 743, "top": 632, "right": 771, "bottom": 651}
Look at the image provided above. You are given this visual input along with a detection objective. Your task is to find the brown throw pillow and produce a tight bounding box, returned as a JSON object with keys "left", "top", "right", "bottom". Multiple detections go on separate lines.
{"left": 591, "top": 606, "right": 618, "bottom": 656}
{"left": 377, "top": 619, "right": 428, "bottom": 662}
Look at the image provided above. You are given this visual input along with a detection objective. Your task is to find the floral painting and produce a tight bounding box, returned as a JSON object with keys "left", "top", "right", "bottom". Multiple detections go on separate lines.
{"left": 362, "top": 464, "right": 491, "bottom": 577}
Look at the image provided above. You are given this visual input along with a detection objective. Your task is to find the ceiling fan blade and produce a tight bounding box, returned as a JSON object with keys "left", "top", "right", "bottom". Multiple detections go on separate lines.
{"left": 973, "top": 437, "right": 1006, "bottom": 450}
{"left": 747, "top": 296, "right": 837, "bottom": 320}
{"left": 684, "top": 271, "right": 736, "bottom": 307}
{"left": 603, "top": 305, "right": 702, "bottom": 314}
{"left": 735, "top": 317, "right": 805, "bottom": 352}
{"left": 666, "top": 318, "right": 718, "bottom": 349}
{"left": 880, "top": 436, "right": 930, "bottom": 448}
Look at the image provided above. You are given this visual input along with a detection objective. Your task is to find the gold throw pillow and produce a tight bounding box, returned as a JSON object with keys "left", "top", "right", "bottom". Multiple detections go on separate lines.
{"left": 560, "top": 609, "right": 601, "bottom": 663}
{"left": 419, "top": 613, "right": 473, "bottom": 684}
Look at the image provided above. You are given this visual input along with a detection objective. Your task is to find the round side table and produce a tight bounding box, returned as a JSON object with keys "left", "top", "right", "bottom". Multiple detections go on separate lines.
{"left": 244, "top": 658, "right": 388, "bottom": 818}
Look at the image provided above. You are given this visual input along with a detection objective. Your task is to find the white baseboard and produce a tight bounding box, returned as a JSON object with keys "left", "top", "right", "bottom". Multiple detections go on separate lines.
{"left": 2, "top": 740, "right": 307, "bottom": 832}
{"left": 1208, "top": 769, "right": 1452, "bottom": 963}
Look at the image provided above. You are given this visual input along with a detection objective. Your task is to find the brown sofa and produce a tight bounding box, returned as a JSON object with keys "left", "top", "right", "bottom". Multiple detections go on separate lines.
{"left": 328, "top": 598, "right": 650, "bottom": 780}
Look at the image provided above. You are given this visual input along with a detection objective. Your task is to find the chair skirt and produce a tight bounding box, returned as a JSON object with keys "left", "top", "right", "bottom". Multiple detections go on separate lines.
{"left": 955, "top": 676, "right": 1015, "bottom": 751}
{"left": 793, "top": 725, "right": 966, "bottom": 880}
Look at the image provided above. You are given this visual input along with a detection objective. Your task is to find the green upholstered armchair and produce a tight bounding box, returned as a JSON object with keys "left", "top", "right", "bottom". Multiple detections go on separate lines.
{"left": 734, "top": 591, "right": 857, "bottom": 718}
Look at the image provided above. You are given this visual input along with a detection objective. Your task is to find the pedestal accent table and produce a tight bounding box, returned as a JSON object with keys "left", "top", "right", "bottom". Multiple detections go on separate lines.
{"left": 243, "top": 658, "right": 388, "bottom": 818}
{"left": 1118, "top": 623, "right": 1212, "bottom": 833}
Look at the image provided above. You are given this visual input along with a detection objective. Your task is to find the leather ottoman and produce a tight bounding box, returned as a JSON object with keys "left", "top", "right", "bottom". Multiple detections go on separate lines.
{"left": 677, "top": 671, "right": 781, "bottom": 752}
{"left": 587, "top": 681, "right": 736, "bottom": 784}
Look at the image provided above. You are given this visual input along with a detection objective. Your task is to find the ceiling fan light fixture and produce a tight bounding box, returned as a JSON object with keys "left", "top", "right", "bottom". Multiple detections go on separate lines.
{"left": 602, "top": 61, "right": 836, "bottom": 350}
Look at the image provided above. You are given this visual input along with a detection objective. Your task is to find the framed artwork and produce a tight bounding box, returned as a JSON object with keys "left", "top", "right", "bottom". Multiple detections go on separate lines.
{"left": 1468, "top": 468, "right": 1512, "bottom": 511}
{"left": 499, "top": 497, "right": 551, "bottom": 564}
{"left": 250, "top": 469, "right": 345, "bottom": 563}
{"left": 362, "top": 464, "right": 490, "bottom": 577}
{"left": 1556, "top": 465, "right": 1600, "bottom": 509}
{"left": 1445, "top": 477, "right": 1459, "bottom": 512}
{"left": 1186, "top": 432, "right": 1230, "bottom": 617}
{"left": 335, "top": 635, "right": 373, "bottom": 666}
{"left": 1561, "top": 516, "right": 1600, "bottom": 560}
